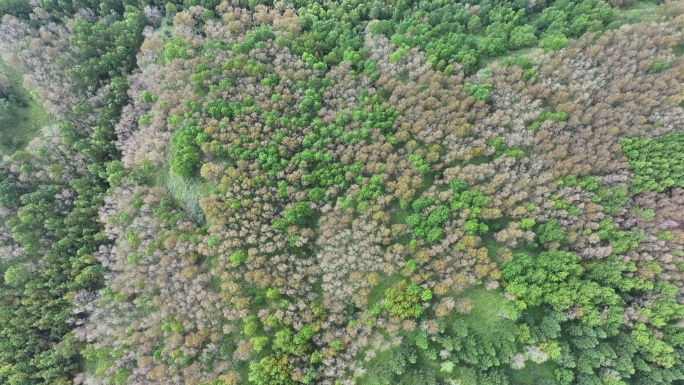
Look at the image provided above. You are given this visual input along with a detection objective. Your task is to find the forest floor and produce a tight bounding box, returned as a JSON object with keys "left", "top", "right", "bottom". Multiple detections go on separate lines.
{"left": 0, "top": 60, "right": 54, "bottom": 156}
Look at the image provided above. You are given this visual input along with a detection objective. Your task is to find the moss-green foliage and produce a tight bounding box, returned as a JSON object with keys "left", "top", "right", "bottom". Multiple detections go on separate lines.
{"left": 519, "top": 217, "right": 536, "bottom": 230}
{"left": 620, "top": 132, "right": 684, "bottom": 193}
{"left": 508, "top": 25, "right": 537, "bottom": 50}
{"left": 364, "top": 290, "right": 520, "bottom": 385}
{"left": 595, "top": 218, "right": 645, "bottom": 255}
{"left": 593, "top": 186, "right": 627, "bottom": 215}
{"left": 408, "top": 153, "right": 431, "bottom": 174}
{"left": 356, "top": 174, "right": 384, "bottom": 201}
{"left": 501, "top": 55, "right": 538, "bottom": 79}
{"left": 229, "top": 251, "right": 248, "bottom": 265}
{"left": 272, "top": 324, "right": 316, "bottom": 356}
{"left": 0, "top": 16, "right": 141, "bottom": 377}
{"left": 633, "top": 206, "right": 655, "bottom": 219}
{"left": 550, "top": 195, "right": 582, "bottom": 216}
{"left": 542, "top": 111, "right": 569, "bottom": 121}
{"left": 535, "top": 0, "right": 618, "bottom": 37}
{"left": 360, "top": 339, "right": 438, "bottom": 385}
{"left": 501, "top": 250, "right": 684, "bottom": 384}
{"left": 448, "top": 319, "right": 519, "bottom": 378}
{"left": 403, "top": 180, "right": 492, "bottom": 244}
{"left": 282, "top": 201, "right": 312, "bottom": 227}
{"left": 457, "top": 286, "right": 520, "bottom": 336}
{"left": 405, "top": 200, "right": 447, "bottom": 243}
{"left": 0, "top": 102, "right": 117, "bottom": 383}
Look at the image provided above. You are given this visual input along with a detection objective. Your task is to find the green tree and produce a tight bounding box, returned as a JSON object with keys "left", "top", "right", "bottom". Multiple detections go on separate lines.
{"left": 537, "top": 219, "right": 566, "bottom": 245}
{"left": 69, "top": 10, "right": 147, "bottom": 84}
{"left": 384, "top": 282, "right": 426, "bottom": 319}
{"left": 283, "top": 202, "right": 312, "bottom": 227}
{"left": 248, "top": 354, "right": 295, "bottom": 385}
{"left": 508, "top": 25, "right": 537, "bottom": 49}
{"left": 539, "top": 33, "right": 568, "bottom": 51}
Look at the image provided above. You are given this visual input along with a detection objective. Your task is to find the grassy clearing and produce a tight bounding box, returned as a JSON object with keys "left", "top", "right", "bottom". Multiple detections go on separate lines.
{"left": 480, "top": 47, "right": 540, "bottom": 69}
{"left": 452, "top": 285, "right": 510, "bottom": 334}
{"left": 453, "top": 287, "right": 558, "bottom": 384}
{"left": 367, "top": 273, "right": 404, "bottom": 306}
{"left": 355, "top": 348, "right": 392, "bottom": 385}
{"left": 159, "top": 169, "right": 206, "bottom": 224}
{"left": 673, "top": 43, "right": 684, "bottom": 58}
{"left": 0, "top": 60, "right": 55, "bottom": 156}
{"left": 509, "top": 360, "right": 558, "bottom": 385}
{"left": 79, "top": 346, "right": 115, "bottom": 380}
{"left": 614, "top": 0, "right": 660, "bottom": 25}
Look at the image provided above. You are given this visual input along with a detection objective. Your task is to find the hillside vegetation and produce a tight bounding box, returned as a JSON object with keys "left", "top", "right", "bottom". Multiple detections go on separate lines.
{"left": 0, "top": 1, "right": 683, "bottom": 385}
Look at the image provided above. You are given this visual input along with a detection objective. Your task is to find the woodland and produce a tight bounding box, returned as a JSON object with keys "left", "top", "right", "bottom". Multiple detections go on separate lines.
{"left": 1, "top": 0, "right": 684, "bottom": 384}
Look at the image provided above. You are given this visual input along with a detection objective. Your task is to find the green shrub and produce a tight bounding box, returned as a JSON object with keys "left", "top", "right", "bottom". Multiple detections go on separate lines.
{"left": 171, "top": 147, "right": 201, "bottom": 177}
{"left": 509, "top": 25, "right": 537, "bottom": 49}
{"left": 539, "top": 33, "right": 568, "bottom": 51}
{"left": 384, "top": 282, "right": 426, "bottom": 319}
{"left": 648, "top": 60, "right": 670, "bottom": 74}
{"left": 465, "top": 83, "right": 492, "bottom": 102}
{"left": 283, "top": 201, "right": 312, "bottom": 226}
{"left": 537, "top": 219, "right": 566, "bottom": 244}
{"left": 519, "top": 217, "right": 536, "bottom": 230}
{"left": 229, "top": 251, "right": 248, "bottom": 265}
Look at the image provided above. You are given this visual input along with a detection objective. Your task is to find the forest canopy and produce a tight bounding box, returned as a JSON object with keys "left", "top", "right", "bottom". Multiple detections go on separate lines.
{"left": 0, "top": 0, "right": 684, "bottom": 385}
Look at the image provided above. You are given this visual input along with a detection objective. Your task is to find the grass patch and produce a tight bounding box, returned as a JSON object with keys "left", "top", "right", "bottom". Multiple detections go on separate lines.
{"left": 673, "top": 43, "right": 684, "bottom": 58}
{"left": 0, "top": 59, "right": 55, "bottom": 156}
{"left": 208, "top": 275, "right": 222, "bottom": 293}
{"left": 481, "top": 47, "right": 540, "bottom": 69}
{"left": 509, "top": 360, "right": 558, "bottom": 385}
{"left": 613, "top": 0, "right": 660, "bottom": 25}
{"left": 356, "top": 326, "right": 450, "bottom": 385}
{"left": 355, "top": 348, "right": 394, "bottom": 385}
{"left": 159, "top": 169, "right": 206, "bottom": 224}
{"left": 512, "top": 240, "right": 542, "bottom": 257}
{"left": 389, "top": 201, "right": 410, "bottom": 226}
{"left": 412, "top": 171, "right": 436, "bottom": 198}
{"left": 367, "top": 273, "right": 404, "bottom": 306}
{"left": 453, "top": 285, "right": 510, "bottom": 334}
{"left": 450, "top": 287, "right": 558, "bottom": 384}
{"left": 79, "top": 346, "right": 115, "bottom": 379}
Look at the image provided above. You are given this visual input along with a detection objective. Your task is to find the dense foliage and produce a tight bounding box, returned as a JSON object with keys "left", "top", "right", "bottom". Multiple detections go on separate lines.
{"left": 621, "top": 132, "right": 684, "bottom": 193}
{"left": 0, "top": 0, "right": 683, "bottom": 385}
